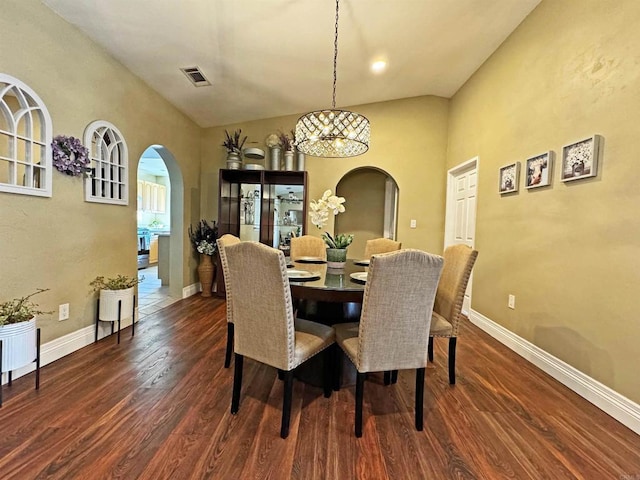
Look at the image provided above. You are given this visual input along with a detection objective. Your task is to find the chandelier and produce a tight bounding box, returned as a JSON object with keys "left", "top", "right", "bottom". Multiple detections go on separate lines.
{"left": 295, "top": 0, "right": 370, "bottom": 158}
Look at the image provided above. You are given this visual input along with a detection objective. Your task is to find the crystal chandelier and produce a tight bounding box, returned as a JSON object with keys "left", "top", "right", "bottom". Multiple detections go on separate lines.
{"left": 295, "top": 0, "right": 370, "bottom": 158}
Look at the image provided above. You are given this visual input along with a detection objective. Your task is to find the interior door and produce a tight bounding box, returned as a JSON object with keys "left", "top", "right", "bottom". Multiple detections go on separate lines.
{"left": 444, "top": 158, "right": 478, "bottom": 315}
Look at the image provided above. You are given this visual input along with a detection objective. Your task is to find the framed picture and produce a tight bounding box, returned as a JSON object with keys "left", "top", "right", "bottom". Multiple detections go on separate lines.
{"left": 525, "top": 151, "right": 553, "bottom": 189}
{"left": 499, "top": 162, "right": 520, "bottom": 194}
{"left": 561, "top": 135, "right": 601, "bottom": 182}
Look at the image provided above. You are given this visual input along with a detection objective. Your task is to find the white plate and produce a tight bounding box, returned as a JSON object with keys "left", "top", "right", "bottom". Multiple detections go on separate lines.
{"left": 287, "top": 269, "right": 320, "bottom": 281}
{"left": 350, "top": 272, "right": 368, "bottom": 283}
{"left": 353, "top": 259, "right": 370, "bottom": 266}
{"left": 295, "top": 256, "right": 327, "bottom": 263}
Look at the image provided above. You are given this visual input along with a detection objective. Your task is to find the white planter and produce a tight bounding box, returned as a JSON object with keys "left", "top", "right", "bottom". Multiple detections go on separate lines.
{"left": 99, "top": 287, "right": 134, "bottom": 322}
{"left": 0, "top": 317, "right": 37, "bottom": 373}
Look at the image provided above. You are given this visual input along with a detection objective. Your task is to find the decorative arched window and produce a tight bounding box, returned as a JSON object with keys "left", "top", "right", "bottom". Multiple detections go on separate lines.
{"left": 83, "top": 120, "right": 129, "bottom": 205}
{"left": 0, "top": 74, "right": 53, "bottom": 197}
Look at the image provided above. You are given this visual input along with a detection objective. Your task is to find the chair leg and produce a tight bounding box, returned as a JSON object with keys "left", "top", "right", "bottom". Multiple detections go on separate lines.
{"left": 428, "top": 336, "right": 434, "bottom": 362}
{"left": 277, "top": 369, "right": 285, "bottom": 381}
{"left": 448, "top": 337, "right": 457, "bottom": 385}
{"left": 224, "top": 323, "right": 234, "bottom": 368}
{"left": 281, "top": 371, "right": 294, "bottom": 439}
{"left": 322, "top": 348, "right": 332, "bottom": 398}
{"left": 355, "top": 372, "right": 366, "bottom": 438}
{"left": 333, "top": 345, "right": 342, "bottom": 392}
{"left": 391, "top": 370, "right": 398, "bottom": 384}
{"left": 231, "top": 354, "right": 243, "bottom": 414}
{"left": 415, "top": 367, "right": 425, "bottom": 431}
{"left": 383, "top": 371, "right": 391, "bottom": 385}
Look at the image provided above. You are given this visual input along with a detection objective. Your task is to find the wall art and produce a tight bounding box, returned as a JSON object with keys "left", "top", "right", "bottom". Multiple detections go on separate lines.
{"left": 525, "top": 151, "right": 553, "bottom": 189}
{"left": 499, "top": 162, "right": 520, "bottom": 194}
{"left": 561, "top": 135, "right": 601, "bottom": 182}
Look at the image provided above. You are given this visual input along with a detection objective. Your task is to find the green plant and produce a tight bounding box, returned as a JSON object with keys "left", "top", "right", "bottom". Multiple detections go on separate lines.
{"left": 0, "top": 289, "right": 52, "bottom": 326}
{"left": 89, "top": 275, "right": 143, "bottom": 292}
{"left": 222, "top": 129, "right": 248, "bottom": 154}
{"left": 322, "top": 232, "right": 354, "bottom": 249}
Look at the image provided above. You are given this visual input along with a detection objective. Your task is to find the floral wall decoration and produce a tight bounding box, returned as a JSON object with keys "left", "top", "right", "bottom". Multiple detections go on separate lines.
{"left": 51, "top": 135, "right": 91, "bottom": 177}
{"left": 561, "top": 135, "right": 601, "bottom": 182}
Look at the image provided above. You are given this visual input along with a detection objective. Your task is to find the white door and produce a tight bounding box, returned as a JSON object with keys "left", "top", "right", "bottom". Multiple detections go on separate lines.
{"left": 444, "top": 158, "right": 478, "bottom": 315}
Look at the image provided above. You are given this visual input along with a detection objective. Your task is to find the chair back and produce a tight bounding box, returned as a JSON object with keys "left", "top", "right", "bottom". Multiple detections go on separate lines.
{"left": 433, "top": 244, "right": 478, "bottom": 336}
{"left": 357, "top": 249, "right": 443, "bottom": 372}
{"left": 216, "top": 234, "right": 241, "bottom": 324}
{"left": 364, "top": 238, "right": 402, "bottom": 258}
{"left": 224, "top": 241, "right": 296, "bottom": 370}
{"left": 290, "top": 235, "right": 326, "bottom": 260}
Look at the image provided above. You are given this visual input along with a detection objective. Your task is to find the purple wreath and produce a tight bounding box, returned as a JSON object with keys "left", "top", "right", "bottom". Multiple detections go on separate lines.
{"left": 51, "top": 135, "right": 91, "bottom": 177}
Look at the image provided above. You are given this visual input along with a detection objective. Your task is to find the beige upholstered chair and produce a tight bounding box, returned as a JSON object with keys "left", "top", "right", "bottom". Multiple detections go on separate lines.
{"left": 363, "top": 238, "right": 402, "bottom": 258}
{"left": 216, "top": 234, "right": 241, "bottom": 368}
{"left": 290, "top": 235, "right": 327, "bottom": 261}
{"left": 333, "top": 249, "right": 443, "bottom": 437}
{"left": 428, "top": 244, "right": 478, "bottom": 385}
{"left": 224, "top": 241, "right": 335, "bottom": 438}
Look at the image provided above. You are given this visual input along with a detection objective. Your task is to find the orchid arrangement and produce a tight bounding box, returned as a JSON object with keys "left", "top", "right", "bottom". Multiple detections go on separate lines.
{"left": 51, "top": 135, "right": 91, "bottom": 177}
{"left": 309, "top": 189, "right": 353, "bottom": 249}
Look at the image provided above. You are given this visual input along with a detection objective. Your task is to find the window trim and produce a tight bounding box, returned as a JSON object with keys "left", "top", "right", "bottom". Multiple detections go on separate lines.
{"left": 0, "top": 73, "right": 53, "bottom": 198}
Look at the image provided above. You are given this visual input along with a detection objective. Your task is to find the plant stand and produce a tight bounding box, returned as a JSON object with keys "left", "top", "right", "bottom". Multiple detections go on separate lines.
{"left": 0, "top": 328, "right": 41, "bottom": 407}
{"left": 94, "top": 296, "right": 136, "bottom": 344}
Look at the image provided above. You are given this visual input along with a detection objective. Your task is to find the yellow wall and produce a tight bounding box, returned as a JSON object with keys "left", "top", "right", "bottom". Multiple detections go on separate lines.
{"left": 202, "top": 96, "right": 450, "bottom": 258}
{"left": 0, "top": 0, "right": 202, "bottom": 342}
{"left": 447, "top": 0, "right": 640, "bottom": 402}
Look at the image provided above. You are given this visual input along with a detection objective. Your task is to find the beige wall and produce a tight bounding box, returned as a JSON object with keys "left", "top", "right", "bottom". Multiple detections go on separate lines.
{"left": 0, "top": 0, "right": 202, "bottom": 342}
{"left": 447, "top": 0, "right": 640, "bottom": 402}
{"left": 202, "top": 96, "right": 450, "bottom": 258}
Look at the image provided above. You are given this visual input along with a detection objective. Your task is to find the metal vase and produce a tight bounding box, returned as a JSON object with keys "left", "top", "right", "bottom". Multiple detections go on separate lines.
{"left": 269, "top": 147, "right": 282, "bottom": 170}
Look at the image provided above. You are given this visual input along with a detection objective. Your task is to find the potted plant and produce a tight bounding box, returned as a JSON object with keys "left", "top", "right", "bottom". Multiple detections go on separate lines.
{"left": 222, "top": 129, "right": 248, "bottom": 169}
{"left": 309, "top": 190, "right": 354, "bottom": 268}
{"left": 0, "top": 289, "right": 50, "bottom": 373}
{"left": 90, "top": 275, "right": 142, "bottom": 323}
{"left": 188, "top": 220, "right": 219, "bottom": 297}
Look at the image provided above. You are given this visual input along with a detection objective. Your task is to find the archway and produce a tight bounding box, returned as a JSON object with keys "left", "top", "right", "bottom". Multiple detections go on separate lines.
{"left": 335, "top": 167, "right": 399, "bottom": 258}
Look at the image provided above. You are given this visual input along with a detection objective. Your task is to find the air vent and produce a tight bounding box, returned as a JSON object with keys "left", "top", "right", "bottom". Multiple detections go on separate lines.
{"left": 180, "top": 66, "right": 211, "bottom": 87}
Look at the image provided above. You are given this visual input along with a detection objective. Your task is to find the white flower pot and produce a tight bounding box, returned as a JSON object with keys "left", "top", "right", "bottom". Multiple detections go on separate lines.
{"left": 0, "top": 317, "right": 37, "bottom": 372}
{"left": 99, "top": 287, "right": 134, "bottom": 322}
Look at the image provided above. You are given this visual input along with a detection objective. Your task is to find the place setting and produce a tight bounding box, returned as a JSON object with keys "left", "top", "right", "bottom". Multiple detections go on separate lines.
{"left": 353, "top": 259, "right": 370, "bottom": 266}
{"left": 287, "top": 269, "right": 321, "bottom": 282}
{"left": 294, "top": 256, "right": 327, "bottom": 264}
{"left": 349, "top": 272, "right": 368, "bottom": 283}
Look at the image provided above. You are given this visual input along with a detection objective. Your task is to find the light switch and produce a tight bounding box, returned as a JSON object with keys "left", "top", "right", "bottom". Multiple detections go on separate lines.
{"left": 410, "top": 219, "right": 417, "bottom": 228}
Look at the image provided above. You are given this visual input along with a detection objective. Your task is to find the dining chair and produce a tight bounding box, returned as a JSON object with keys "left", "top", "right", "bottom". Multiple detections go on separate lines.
{"left": 428, "top": 244, "right": 478, "bottom": 385}
{"left": 224, "top": 241, "right": 335, "bottom": 439}
{"left": 333, "top": 249, "right": 443, "bottom": 437}
{"left": 216, "top": 234, "right": 241, "bottom": 368}
{"left": 363, "top": 238, "right": 402, "bottom": 258}
{"left": 290, "top": 235, "right": 327, "bottom": 261}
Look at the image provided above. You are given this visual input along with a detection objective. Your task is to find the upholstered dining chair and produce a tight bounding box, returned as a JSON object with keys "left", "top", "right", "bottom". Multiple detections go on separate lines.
{"left": 333, "top": 249, "right": 443, "bottom": 437}
{"left": 363, "top": 238, "right": 402, "bottom": 258}
{"left": 216, "top": 234, "right": 241, "bottom": 368}
{"left": 224, "top": 241, "right": 335, "bottom": 439}
{"left": 428, "top": 244, "right": 478, "bottom": 385}
{"left": 290, "top": 235, "right": 327, "bottom": 261}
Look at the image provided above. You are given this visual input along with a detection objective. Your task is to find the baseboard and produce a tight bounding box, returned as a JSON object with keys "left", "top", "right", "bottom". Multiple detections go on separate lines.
{"left": 469, "top": 309, "right": 640, "bottom": 435}
{"left": 183, "top": 282, "right": 201, "bottom": 298}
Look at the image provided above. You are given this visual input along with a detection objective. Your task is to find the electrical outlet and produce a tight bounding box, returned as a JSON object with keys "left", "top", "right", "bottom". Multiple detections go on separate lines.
{"left": 410, "top": 219, "right": 417, "bottom": 228}
{"left": 59, "top": 303, "right": 69, "bottom": 321}
{"left": 508, "top": 295, "right": 515, "bottom": 309}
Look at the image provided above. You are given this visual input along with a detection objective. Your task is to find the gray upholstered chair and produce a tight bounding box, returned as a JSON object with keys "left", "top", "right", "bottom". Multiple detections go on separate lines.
{"left": 363, "top": 238, "right": 402, "bottom": 258}
{"left": 290, "top": 235, "right": 327, "bottom": 261}
{"left": 333, "top": 249, "right": 443, "bottom": 437}
{"left": 224, "top": 241, "right": 335, "bottom": 438}
{"left": 216, "top": 234, "right": 241, "bottom": 368}
{"left": 428, "top": 244, "right": 478, "bottom": 384}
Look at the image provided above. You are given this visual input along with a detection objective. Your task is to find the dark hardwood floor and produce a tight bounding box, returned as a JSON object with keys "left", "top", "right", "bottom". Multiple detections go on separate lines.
{"left": 1, "top": 295, "right": 639, "bottom": 479}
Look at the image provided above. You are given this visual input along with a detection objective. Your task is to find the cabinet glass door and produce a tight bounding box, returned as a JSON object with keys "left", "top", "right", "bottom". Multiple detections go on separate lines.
{"left": 239, "top": 183, "right": 261, "bottom": 242}
{"left": 270, "top": 184, "right": 304, "bottom": 252}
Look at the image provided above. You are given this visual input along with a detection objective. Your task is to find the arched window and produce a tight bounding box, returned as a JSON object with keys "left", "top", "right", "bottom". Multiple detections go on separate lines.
{"left": 84, "top": 120, "right": 129, "bottom": 205}
{"left": 0, "top": 74, "right": 53, "bottom": 197}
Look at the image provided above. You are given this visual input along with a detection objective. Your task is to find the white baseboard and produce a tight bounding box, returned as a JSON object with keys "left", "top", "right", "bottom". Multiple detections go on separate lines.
{"left": 183, "top": 282, "right": 201, "bottom": 298}
{"left": 469, "top": 309, "right": 640, "bottom": 435}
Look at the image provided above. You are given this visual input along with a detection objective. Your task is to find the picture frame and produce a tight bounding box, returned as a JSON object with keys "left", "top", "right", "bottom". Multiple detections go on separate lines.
{"left": 525, "top": 151, "right": 553, "bottom": 189}
{"left": 561, "top": 135, "right": 601, "bottom": 182}
{"left": 499, "top": 162, "right": 520, "bottom": 194}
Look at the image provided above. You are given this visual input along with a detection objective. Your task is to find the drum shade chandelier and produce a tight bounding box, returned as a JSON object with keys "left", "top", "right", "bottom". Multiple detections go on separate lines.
{"left": 295, "top": 0, "right": 370, "bottom": 158}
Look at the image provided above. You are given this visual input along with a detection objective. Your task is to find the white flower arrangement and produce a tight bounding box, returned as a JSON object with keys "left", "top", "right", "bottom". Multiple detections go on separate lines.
{"left": 196, "top": 240, "right": 216, "bottom": 256}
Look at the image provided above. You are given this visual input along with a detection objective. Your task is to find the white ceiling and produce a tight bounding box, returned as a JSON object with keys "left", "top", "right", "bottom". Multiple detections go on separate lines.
{"left": 42, "top": 0, "right": 540, "bottom": 128}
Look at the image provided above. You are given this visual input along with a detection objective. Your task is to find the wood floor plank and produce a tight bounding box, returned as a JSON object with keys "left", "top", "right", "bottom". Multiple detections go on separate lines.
{"left": 0, "top": 297, "right": 638, "bottom": 479}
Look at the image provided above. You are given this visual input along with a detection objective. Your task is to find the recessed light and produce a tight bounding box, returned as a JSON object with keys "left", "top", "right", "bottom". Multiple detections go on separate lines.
{"left": 371, "top": 60, "right": 387, "bottom": 74}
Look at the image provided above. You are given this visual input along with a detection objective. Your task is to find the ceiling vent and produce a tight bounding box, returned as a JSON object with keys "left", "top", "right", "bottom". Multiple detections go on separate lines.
{"left": 180, "top": 66, "right": 211, "bottom": 87}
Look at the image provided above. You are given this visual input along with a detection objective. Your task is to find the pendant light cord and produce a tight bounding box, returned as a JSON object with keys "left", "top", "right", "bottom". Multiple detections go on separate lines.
{"left": 332, "top": 0, "right": 339, "bottom": 109}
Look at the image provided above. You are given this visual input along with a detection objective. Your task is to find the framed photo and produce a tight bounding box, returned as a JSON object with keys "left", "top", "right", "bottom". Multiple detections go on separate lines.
{"left": 525, "top": 151, "right": 553, "bottom": 189}
{"left": 499, "top": 162, "right": 520, "bottom": 194}
{"left": 561, "top": 135, "right": 601, "bottom": 182}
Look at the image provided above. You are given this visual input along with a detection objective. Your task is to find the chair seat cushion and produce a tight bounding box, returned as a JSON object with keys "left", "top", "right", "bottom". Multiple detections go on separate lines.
{"left": 430, "top": 311, "right": 453, "bottom": 336}
{"left": 293, "top": 318, "right": 335, "bottom": 368}
{"left": 333, "top": 322, "right": 360, "bottom": 367}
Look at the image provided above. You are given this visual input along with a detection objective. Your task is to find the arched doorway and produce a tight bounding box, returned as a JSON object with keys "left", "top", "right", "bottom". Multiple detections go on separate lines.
{"left": 136, "top": 145, "right": 185, "bottom": 316}
{"left": 335, "top": 167, "right": 399, "bottom": 258}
